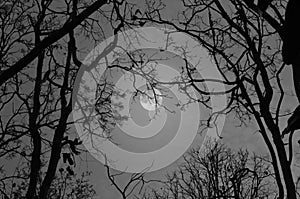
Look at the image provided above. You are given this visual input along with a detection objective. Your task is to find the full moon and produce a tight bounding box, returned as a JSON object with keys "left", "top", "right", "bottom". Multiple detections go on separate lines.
{"left": 140, "top": 88, "right": 163, "bottom": 111}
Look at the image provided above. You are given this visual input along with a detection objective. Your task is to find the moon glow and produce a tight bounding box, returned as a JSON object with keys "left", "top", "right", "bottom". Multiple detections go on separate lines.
{"left": 140, "top": 88, "right": 163, "bottom": 111}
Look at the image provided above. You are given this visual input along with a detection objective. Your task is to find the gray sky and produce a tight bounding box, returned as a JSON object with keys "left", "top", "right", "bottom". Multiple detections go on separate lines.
{"left": 71, "top": 0, "right": 300, "bottom": 198}
{"left": 3, "top": 0, "right": 300, "bottom": 198}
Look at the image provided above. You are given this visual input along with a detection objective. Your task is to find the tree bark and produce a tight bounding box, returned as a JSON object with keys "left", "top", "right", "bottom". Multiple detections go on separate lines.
{"left": 26, "top": 52, "right": 44, "bottom": 199}
{"left": 292, "top": 62, "right": 300, "bottom": 103}
{"left": 38, "top": 36, "right": 74, "bottom": 198}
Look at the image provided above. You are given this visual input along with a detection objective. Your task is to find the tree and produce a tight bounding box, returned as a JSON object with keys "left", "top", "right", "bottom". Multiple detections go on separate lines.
{"left": 2, "top": 0, "right": 300, "bottom": 198}
{"left": 281, "top": 0, "right": 300, "bottom": 103}
{"left": 0, "top": 0, "right": 109, "bottom": 86}
{"left": 0, "top": 0, "right": 139, "bottom": 198}
{"left": 2, "top": 168, "right": 96, "bottom": 199}
{"left": 104, "top": 161, "right": 150, "bottom": 199}
{"left": 129, "top": 0, "right": 300, "bottom": 198}
{"left": 143, "top": 141, "right": 276, "bottom": 199}
{"left": 47, "top": 170, "right": 96, "bottom": 199}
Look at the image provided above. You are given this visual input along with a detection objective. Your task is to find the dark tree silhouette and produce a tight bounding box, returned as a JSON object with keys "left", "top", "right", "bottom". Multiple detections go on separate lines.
{"left": 0, "top": 0, "right": 109, "bottom": 86}
{"left": 142, "top": 141, "right": 276, "bottom": 199}
{"left": 0, "top": 0, "right": 139, "bottom": 198}
{"left": 282, "top": 0, "right": 300, "bottom": 103}
{"left": 282, "top": 0, "right": 300, "bottom": 64}
{"left": 257, "top": 0, "right": 274, "bottom": 12}
{"left": 1, "top": 0, "right": 300, "bottom": 198}
{"left": 131, "top": 0, "right": 300, "bottom": 198}
{"left": 282, "top": 105, "right": 300, "bottom": 138}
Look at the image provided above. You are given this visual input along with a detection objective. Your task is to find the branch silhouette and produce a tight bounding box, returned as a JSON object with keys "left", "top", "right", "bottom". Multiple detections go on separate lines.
{"left": 0, "top": 0, "right": 108, "bottom": 86}
{"left": 282, "top": 0, "right": 300, "bottom": 103}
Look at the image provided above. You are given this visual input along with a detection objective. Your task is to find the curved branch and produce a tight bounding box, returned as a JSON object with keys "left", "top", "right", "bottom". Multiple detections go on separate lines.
{"left": 0, "top": 0, "right": 108, "bottom": 86}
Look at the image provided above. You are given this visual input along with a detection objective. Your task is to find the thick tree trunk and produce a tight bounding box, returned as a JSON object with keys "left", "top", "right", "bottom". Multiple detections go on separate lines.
{"left": 292, "top": 62, "right": 300, "bottom": 103}
{"left": 274, "top": 138, "right": 297, "bottom": 199}
{"left": 38, "top": 40, "right": 73, "bottom": 198}
{"left": 26, "top": 129, "right": 41, "bottom": 199}
{"left": 261, "top": 108, "right": 296, "bottom": 199}
{"left": 26, "top": 52, "right": 44, "bottom": 199}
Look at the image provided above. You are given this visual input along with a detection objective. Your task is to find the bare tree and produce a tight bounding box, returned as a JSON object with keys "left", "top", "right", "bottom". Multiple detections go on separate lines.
{"left": 2, "top": 0, "right": 300, "bottom": 198}
{"left": 105, "top": 162, "right": 150, "bottom": 199}
{"left": 0, "top": 0, "right": 140, "bottom": 198}
{"left": 4, "top": 168, "right": 96, "bottom": 199}
{"left": 0, "top": 0, "right": 109, "bottom": 86}
{"left": 142, "top": 141, "right": 276, "bottom": 199}
{"left": 126, "top": 0, "right": 300, "bottom": 198}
